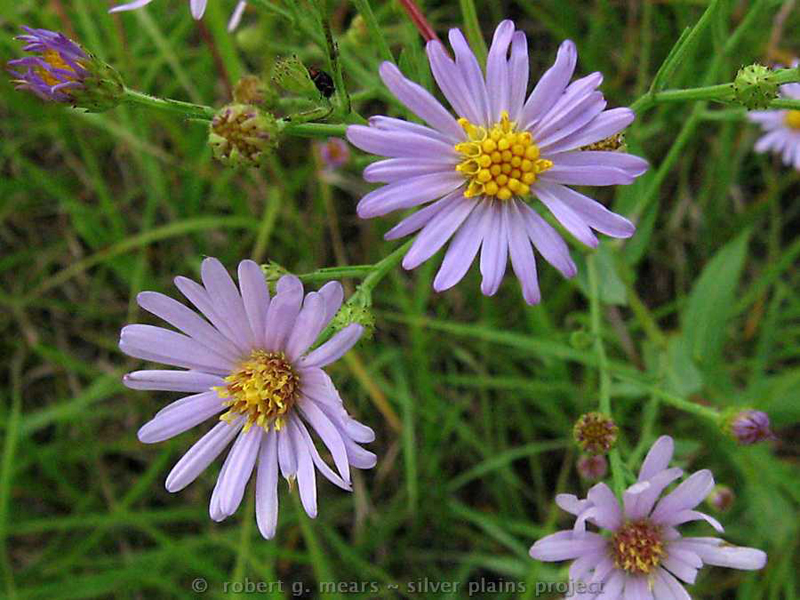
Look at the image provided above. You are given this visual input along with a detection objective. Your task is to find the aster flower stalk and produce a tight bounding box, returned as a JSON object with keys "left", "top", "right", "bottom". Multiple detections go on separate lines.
{"left": 530, "top": 436, "right": 767, "bottom": 598}
{"left": 120, "top": 258, "right": 375, "bottom": 539}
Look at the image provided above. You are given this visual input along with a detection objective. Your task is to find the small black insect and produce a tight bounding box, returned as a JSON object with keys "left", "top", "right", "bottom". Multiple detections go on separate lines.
{"left": 307, "top": 66, "right": 335, "bottom": 98}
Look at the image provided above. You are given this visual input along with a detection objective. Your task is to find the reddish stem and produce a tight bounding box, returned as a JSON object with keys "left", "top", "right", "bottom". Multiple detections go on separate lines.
{"left": 397, "top": 0, "right": 440, "bottom": 44}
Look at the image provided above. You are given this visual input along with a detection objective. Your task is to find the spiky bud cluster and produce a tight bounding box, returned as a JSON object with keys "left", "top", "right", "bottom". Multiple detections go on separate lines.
{"left": 331, "top": 304, "right": 376, "bottom": 339}
{"left": 733, "top": 64, "right": 778, "bottom": 110}
{"left": 573, "top": 412, "right": 618, "bottom": 455}
{"left": 272, "top": 55, "right": 320, "bottom": 99}
{"left": 208, "top": 104, "right": 280, "bottom": 168}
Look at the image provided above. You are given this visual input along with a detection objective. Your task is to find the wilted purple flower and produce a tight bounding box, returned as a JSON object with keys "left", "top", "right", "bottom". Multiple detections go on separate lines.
{"left": 7, "top": 27, "right": 90, "bottom": 102}
{"left": 727, "top": 409, "right": 776, "bottom": 445}
{"left": 317, "top": 137, "right": 351, "bottom": 171}
{"left": 577, "top": 454, "right": 607, "bottom": 481}
{"left": 573, "top": 411, "right": 618, "bottom": 455}
{"left": 346, "top": 20, "right": 648, "bottom": 304}
{"left": 120, "top": 258, "right": 376, "bottom": 539}
{"left": 748, "top": 66, "right": 800, "bottom": 169}
{"left": 111, "top": 0, "right": 208, "bottom": 19}
{"left": 530, "top": 436, "right": 767, "bottom": 598}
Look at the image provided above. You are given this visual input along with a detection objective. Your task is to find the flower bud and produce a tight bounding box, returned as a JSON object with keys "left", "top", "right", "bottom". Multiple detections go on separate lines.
{"left": 316, "top": 137, "right": 350, "bottom": 171}
{"left": 577, "top": 454, "right": 607, "bottom": 481}
{"left": 7, "top": 27, "right": 124, "bottom": 112}
{"left": 569, "top": 329, "right": 593, "bottom": 350}
{"left": 573, "top": 412, "right": 618, "bottom": 455}
{"left": 233, "top": 75, "right": 276, "bottom": 107}
{"left": 733, "top": 64, "right": 778, "bottom": 110}
{"left": 208, "top": 104, "right": 280, "bottom": 168}
{"left": 705, "top": 485, "right": 734, "bottom": 512}
{"left": 724, "top": 409, "right": 776, "bottom": 445}
{"left": 260, "top": 261, "right": 289, "bottom": 285}
{"left": 272, "top": 55, "right": 320, "bottom": 99}
{"left": 330, "top": 304, "right": 376, "bottom": 339}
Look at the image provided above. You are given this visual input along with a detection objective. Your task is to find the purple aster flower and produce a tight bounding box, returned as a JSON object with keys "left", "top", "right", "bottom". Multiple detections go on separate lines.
{"left": 7, "top": 27, "right": 90, "bottom": 102}
{"left": 119, "top": 258, "right": 376, "bottom": 539}
{"left": 111, "top": 0, "right": 208, "bottom": 20}
{"left": 748, "top": 72, "right": 800, "bottom": 169}
{"left": 530, "top": 436, "right": 767, "bottom": 598}
{"left": 726, "top": 409, "right": 776, "bottom": 445}
{"left": 346, "top": 20, "right": 648, "bottom": 304}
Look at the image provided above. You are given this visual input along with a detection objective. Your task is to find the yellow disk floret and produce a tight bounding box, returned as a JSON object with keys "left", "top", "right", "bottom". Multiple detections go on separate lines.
{"left": 454, "top": 111, "right": 552, "bottom": 200}
{"left": 38, "top": 49, "right": 79, "bottom": 87}
{"left": 215, "top": 350, "right": 300, "bottom": 432}
{"left": 612, "top": 520, "right": 665, "bottom": 575}
{"left": 784, "top": 110, "right": 800, "bottom": 130}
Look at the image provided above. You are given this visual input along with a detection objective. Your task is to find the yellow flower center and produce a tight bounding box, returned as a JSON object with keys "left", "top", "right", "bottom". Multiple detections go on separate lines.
{"left": 215, "top": 350, "right": 300, "bottom": 432}
{"left": 37, "top": 49, "right": 78, "bottom": 87}
{"left": 784, "top": 110, "right": 800, "bottom": 130}
{"left": 612, "top": 520, "right": 665, "bottom": 575}
{"left": 454, "top": 111, "right": 552, "bottom": 201}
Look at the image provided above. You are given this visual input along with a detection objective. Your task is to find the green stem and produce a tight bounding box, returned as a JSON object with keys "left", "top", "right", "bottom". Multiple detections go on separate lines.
{"left": 121, "top": 88, "right": 216, "bottom": 120}
{"left": 351, "top": 0, "right": 394, "bottom": 63}
{"left": 587, "top": 254, "right": 625, "bottom": 498}
{"left": 281, "top": 122, "right": 348, "bottom": 138}
{"left": 458, "top": 0, "right": 487, "bottom": 67}
{"left": 358, "top": 240, "right": 414, "bottom": 296}
{"left": 291, "top": 265, "right": 375, "bottom": 283}
{"left": 614, "top": 375, "right": 721, "bottom": 422}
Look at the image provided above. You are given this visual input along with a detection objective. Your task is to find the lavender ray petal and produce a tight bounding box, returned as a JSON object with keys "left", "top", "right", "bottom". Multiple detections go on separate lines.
{"left": 255, "top": 431, "right": 279, "bottom": 538}
{"left": 346, "top": 125, "right": 457, "bottom": 159}
{"left": 586, "top": 482, "right": 622, "bottom": 530}
{"left": 638, "top": 435, "right": 674, "bottom": 481}
{"left": 539, "top": 181, "right": 635, "bottom": 238}
{"left": 531, "top": 73, "right": 604, "bottom": 139}
{"left": 384, "top": 191, "right": 463, "bottom": 241}
{"left": 293, "top": 417, "right": 351, "bottom": 491}
{"left": 529, "top": 530, "right": 608, "bottom": 561}
{"left": 136, "top": 291, "right": 241, "bottom": 362}
{"left": 238, "top": 260, "right": 271, "bottom": 349}
{"left": 367, "top": 115, "right": 454, "bottom": 144}
{"left": 165, "top": 417, "right": 243, "bottom": 492}
{"left": 288, "top": 419, "right": 318, "bottom": 518}
{"left": 357, "top": 172, "right": 465, "bottom": 219}
{"left": 535, "top": 96, "right": 607, "bottom": 149}
{"left": 508, "top": 32, "right": 529, "bottom": 122}
{"left": 590, "top": 556, "right": 615, "bottom": 583}
{"left": 285, "top": 292, "right": 326, "bottom": 361}
{"left": 138, "top": 391, "right": 224, "bottom": 443}
{"left": 228, "top": 1, "right": 247, "bottom": 31}
{"left": 433, "top": 200, "right": 487, "bottom": 292}
{"left": 217, "top": 427, "right": 262, "bottom": 516}
{"left": 209, "top": 440, "right": 234, "bottom": 522}
{"left": 542, "top": 107, "right": 634, "bottom": 154}
{"left": 378, "top": 62, "right": 464, "bottom": 141}
{"left": 520, "top": 40, "right": 577, "bottom": 130}
{"left": 174, "top": 275, "right": 248, "bottom": 353}
{"left": 539, "top": 164, "right": 636, "bottom": 186}
{"left": 479, "top": 202, "right": 508, "bottom": 296}
{"left": 448, "top": 28, "right": 491, "bottom": 126}
{"left": 119, "top": 324, "right": 233, "bottom": 374}
{"left": 201, "top": 257, "right": 255, "bottom": 350}
{"left": 594, "top": 571, "right": 624, "bottom": 600}
{"left": 533, "top": 181, "right": 599, "bottom": 247}
{"left": 190, "top": 0, "right": 207, "bottom": 19}
{"left": 660, "top": 509, "right": 724, "bottom": 533}
{"left": 299, "top": 324, "right": 363, "bottom": 369}
{"left": 569, "top": 551, "right": 606, "bottom": 581}
{"left": 263, "top": 275, "right": 303, "bottom": 352}
{"left": 298, "top": 397, "right": 351, "bottom": 483}
{"left": 546, "top": 151, "right": 649, "bottom": 178}
{"left": 317, "top": 281, "right": 344, "bottom": 327}
{"left": 652, "top": 568, "right": 691, "bottom": 600}
{"left": 507, "top": 200, "right": 541, "bottom": 304}
{"left": 426, "top": 40, "right": 480, "bottom": 124}
{"left": 624, "top": 467, "right": 683, "bottom": 520}
{"left": 363, "top": 157, "right": 457, "bottom": 184}
{"left": 754, "top": 130, "right": 788, "bottom": 154}
{"left": 623, "top": 576, "right": 652, "bottom": 600}
{"left": 109, "top": 0, "right": 154, "bottom": 12}
{"left": 556, "top": 493, "right": 592, "bottom": 516}
{"left": 661, "top": 554, "right": 699, "bottom": 584}
{"left": 123, "top": 369, "right": 223, "bottom": 393}
{"left": 486, "top": 20, "right": 515, "bottom": 123}
{"left": 519, "top": 202, "right": 577, "bottom": 277}
{"left": 651, "top": 469, "right": 715, "bottom": 523}
{"left": 401, "top": 194, "right": 477, "bottom": 270}
{"left": 298, "top": 367, "right": 340, "bottom": 406}
{"left": 677, "top": 538, "right": 767, "bottom": 570}
{"left": 277, "top": 424, "right": 297, "bottom": 480}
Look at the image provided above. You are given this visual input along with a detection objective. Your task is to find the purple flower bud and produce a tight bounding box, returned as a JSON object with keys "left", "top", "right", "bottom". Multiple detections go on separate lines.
{"left": 706, "top": 485, "right": 735, "bottom": 512}
{"left": 316, "top": 137, "right": 350, "bottom": 171}
{"left": 727, "top": 409, "right": 776, "bottom": 445}
{"left": 576, "top": 454, "right": 607, "bottom": 481}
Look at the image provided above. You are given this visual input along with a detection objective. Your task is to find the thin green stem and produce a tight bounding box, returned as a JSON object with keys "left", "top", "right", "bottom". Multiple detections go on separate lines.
{"left": 351, "top": 0, "right": 394, "bottom": 63}
{"left": 587, "top": 254, "right": 625, "bottom": 498}
{"left": 121, "top": 88, "right": 216, "bottom": 120}
{"left": 459, "top": 0, "right": 487, "bottom": 67}
{"left": 614, "top": 376, "right": 721, "bottom": 422}
{"left": 281, "top": 122, "right": 348, "bottom": 138}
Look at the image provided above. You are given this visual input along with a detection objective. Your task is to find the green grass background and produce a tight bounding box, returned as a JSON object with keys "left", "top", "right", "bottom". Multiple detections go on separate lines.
{"left": 0, "top": 0, "right": 798, "bottom": 598}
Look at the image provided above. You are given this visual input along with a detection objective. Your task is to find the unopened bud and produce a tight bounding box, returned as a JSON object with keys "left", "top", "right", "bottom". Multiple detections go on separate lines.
{"left": 573, "top": 412, "right": 618, "bottom": 455}
{"left": 209, "top": 104, "right": 280, "bottom": 168}
{"left": 331, "top": 304, "right": 376, "bottom": 339}
{"left": 260, "top": 261, "right": 289, "bottom": 289}
{"left": 7, "top": 27, "right": 124, "bottom": 112}
{"left": 577, "top": 454, "right": 607, "bottom": 481}
{"left": 272, "top": 55, "right": 320, "bottom": 98}
{"left": 345, "top": 14, "right": 369, "bottom": 46}
{"left": 705, "top": 485, "right": 735, "bottom": 512}
{"left": 734, "top": 64, "right": 778, "bottom": 110}
{"left": 724, "top": 409, "right": 776, "bottom": 445}
{"left": 316, "top": 137, "right": 350, "bottom": 171}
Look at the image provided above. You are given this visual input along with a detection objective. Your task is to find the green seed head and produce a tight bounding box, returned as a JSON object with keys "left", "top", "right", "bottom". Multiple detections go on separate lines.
{"left": 209, "top": 104, "right": 280, "bottom": 168}
{"left": 733, "top": 64, "right": 778, "bottom": 110}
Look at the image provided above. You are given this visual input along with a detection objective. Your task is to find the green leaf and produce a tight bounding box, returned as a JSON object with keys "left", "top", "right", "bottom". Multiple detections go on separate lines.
{"left": 682, "top": 230, "right": 751, "bottom": 367}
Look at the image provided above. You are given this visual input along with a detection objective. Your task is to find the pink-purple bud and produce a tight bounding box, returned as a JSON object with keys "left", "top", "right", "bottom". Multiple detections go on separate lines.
{"left": 726, "top": 409, "right": 776, "bottom": 445}
{"left": 577, "top": 454, "right": 607, "bottom": 481}
{"left": 316, "top": 137, "right": 350, "bottom": 171}
{"left": 705, "top": 485, "right": 735, "bottom": 512}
